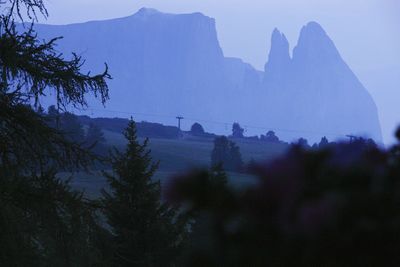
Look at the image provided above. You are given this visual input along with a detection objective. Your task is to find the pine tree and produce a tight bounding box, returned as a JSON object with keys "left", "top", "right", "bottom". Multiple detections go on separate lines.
{"left": 0, "top": 1, "right": 111, "bottom": 264}
{"left": 102, "top": 120, "right": 186, "bottom": 266}
{"left": 265, "top": 130, "right": 280, "bottom": 143}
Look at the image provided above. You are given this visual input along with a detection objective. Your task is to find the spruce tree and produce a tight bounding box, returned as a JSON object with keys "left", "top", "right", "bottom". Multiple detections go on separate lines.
{"left": 0, "top": 1, "right": 112, "bottom": 264}
{"left": 102, "top": 120, "right": 186, "bottom": 266}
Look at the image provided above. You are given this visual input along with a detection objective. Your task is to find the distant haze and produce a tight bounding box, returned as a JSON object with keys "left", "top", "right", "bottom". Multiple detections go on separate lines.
{"left": 42, "top": 0, "right": 400, "bottom": 144}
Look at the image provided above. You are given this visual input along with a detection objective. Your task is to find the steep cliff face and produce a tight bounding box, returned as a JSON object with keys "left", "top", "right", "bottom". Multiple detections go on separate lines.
{"left": 33, "top": 9, "right": 382, "bottom": 142}
{"left": 33, "top": 8, "right": 263, "bottom": 132}
{"left": 263, "top": 28, "right": 291, "bottom": 87}
{"left": 262, "top": 22, "right": 382, "bottom": 142}
{"left": 35, "top": 8, "right": 226, "bottom": 117}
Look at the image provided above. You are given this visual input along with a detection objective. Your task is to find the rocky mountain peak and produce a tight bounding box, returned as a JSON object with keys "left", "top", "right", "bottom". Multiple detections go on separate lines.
{"left": 135, "top": 7, "right": 161, "bottom": 17}
{"left": 292, "top": 21, "right": 341, "bottom": 66}
{"left": 32, "top": 13, "right": 382, "bottom": 143}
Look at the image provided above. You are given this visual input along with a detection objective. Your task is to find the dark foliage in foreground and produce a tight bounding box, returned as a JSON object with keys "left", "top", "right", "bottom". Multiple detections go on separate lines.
{"left": 3, "top": 1, "right": 400, "bottom": 266}
{"left": 0, "top": 1, "right": 112, "bottom": 265}
{"left": 168, "top": 133, "right": 400, "bottom": 266}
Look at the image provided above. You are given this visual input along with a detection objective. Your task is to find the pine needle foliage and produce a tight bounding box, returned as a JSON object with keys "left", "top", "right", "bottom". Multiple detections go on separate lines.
{"left": 102, "top": 120, "right": 186, "bottom": 266}
{"left": 0, "top": 1, "right": 112, "bottom": 265}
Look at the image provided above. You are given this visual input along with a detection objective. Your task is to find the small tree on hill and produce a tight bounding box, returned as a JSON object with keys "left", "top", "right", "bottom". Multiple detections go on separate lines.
{"left": 101, "top": 120, "right": 186, "bottom": 266}
{"left": 265, "top": 131, "right": 280, "bottom": 143}
{"left": 190, "top": 123, "right": 205, "bottom": 136}
{"left": 232, "top": 123, "right": 244, "bottom": 138}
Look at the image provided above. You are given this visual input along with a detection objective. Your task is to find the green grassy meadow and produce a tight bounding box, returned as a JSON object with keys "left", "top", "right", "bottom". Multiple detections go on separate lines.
{"left": 65, "top": 130, "right": 289, "bottom": 197}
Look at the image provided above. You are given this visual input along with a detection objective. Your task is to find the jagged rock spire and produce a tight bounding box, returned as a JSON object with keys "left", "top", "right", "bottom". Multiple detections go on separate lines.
{"left": 292, "top": 21, "right": 341, "bottom": 68}
{"left": 263, "top": 28, "right": 291, "bottom": 86}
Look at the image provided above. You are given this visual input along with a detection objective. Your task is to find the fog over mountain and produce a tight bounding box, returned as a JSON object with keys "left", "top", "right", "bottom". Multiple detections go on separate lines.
{"left": 33, "top": 8, "right": 382, "bottom": 143}
{"left": 263, "top": 23, "right": 382, "bottom": 142}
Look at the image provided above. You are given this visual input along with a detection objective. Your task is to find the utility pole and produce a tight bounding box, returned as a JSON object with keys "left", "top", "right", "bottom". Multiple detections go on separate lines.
{"left": 176, "top": 116, "right": 184, "bottom": 131}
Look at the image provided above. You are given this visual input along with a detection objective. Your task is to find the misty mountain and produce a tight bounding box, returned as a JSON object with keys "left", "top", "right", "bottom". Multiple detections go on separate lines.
{"left": 32, "top": 8, "right": 382, "bottom": 142}
{"left": 263, "top": 23, "right": 382, "bottom": 141}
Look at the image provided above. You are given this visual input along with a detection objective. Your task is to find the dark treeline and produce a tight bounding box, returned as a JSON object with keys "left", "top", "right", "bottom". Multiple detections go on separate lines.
{"left": 78, "top": 115, "right": 180, "bottom": 140}
{"left": 68, "top": 115, "right": 298, "bottom": 145}
{"left": 2, "top": 1, "right": 400, "bottom": 266}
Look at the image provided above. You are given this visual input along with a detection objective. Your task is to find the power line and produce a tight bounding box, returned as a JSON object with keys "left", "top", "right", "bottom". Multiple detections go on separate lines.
{"left": 86, "top": 107, "right": 348, "bottom": 138}
{"left": 182, "top": 116, "right": 347, "bottom": 137}
{"left": 87, "top": 108, "right": 175, "bottom": 119}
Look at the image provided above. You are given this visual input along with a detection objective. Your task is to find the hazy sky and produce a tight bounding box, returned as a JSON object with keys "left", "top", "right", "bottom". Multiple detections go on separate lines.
{"left": 42, "top": 0, "right": 400, "bottom": 144}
